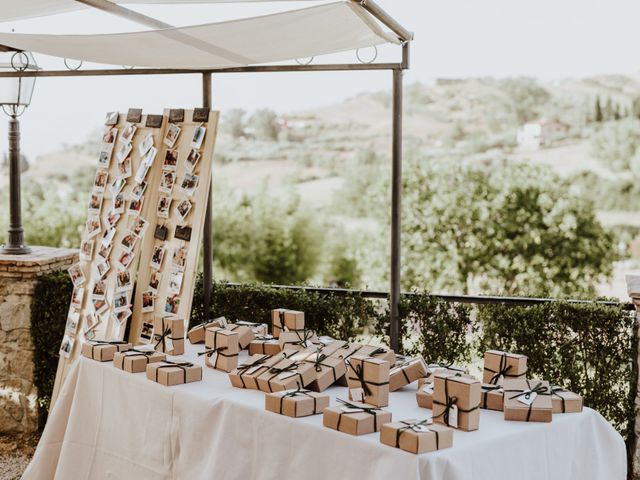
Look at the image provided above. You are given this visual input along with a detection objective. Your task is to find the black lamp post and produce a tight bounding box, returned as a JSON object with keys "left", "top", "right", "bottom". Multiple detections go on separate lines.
{"left": 0, "top": 51, "right": 37, "bottom": 255}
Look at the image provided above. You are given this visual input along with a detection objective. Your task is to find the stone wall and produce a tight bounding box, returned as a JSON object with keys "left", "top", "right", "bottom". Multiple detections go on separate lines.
{"left": 0, "top": 247, "right": 77, "bottom": 434}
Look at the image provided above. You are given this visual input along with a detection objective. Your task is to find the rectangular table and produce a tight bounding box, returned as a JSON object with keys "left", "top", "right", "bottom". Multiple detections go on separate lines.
{"left": 23, "top": 343, "right": 627, "bottom": 480}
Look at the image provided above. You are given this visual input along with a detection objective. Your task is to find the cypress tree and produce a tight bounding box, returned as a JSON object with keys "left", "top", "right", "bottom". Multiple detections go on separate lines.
{"left": 594, "top": 96, "right": 603, "bottom": 122}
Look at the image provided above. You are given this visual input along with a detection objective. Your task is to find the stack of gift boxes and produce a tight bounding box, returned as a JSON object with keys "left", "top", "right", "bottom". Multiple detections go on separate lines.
{"left": 79, "top": 306, "right": 586, "bottom": 455}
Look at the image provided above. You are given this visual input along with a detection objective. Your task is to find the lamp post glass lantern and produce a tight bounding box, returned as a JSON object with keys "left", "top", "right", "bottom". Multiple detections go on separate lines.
{"left": 0, "top": 51, "right": 38, "bottom": 255}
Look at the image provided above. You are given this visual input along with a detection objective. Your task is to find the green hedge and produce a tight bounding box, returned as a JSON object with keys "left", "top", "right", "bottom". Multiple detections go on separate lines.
{"left": 478, "top": 301, "right": 636, "bottom": 440}
{"left": 190, "top": 277, "right": 377, "bottom": 342}
{"left": 31, "top": 272, "right": 636, "bottom": 451}
{"left": 30, "top": 271, "right": 74, "bottom": 424}
{"left": 374, "top": 293, "right": 475, "bottom": 364}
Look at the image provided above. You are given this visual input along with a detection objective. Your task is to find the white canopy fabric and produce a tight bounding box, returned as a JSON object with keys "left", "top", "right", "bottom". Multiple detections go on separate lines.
{"left": 0, "top": 0, "right": 322, "bottom": 22}
{"left": 0, "top": 2, "right": 398, "bottom": 69}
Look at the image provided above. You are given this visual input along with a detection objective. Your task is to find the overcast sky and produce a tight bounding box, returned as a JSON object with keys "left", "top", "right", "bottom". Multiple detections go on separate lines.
{"left": 1, "top": 0, "right": 639, "bottom": 160}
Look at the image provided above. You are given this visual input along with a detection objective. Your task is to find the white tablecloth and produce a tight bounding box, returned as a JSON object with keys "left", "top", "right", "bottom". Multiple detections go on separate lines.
{"left": 23, "top": 343, "right": 627, "bottom": 480}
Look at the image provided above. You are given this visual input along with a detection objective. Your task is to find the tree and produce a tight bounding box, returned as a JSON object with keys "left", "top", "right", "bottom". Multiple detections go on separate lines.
{"left": 0, "top": 180, "right": 86, "bottom": 248}
{"left": 591, "top": 118, "right": 640, "bottom": 172}
{"left": 632, "top": 97, "right": 640, "bottom": 120}
{"left": 613, "top": 102, "right": 621, "bottom": 120}
{"left": 496, "top": 77, "right": 551, "bottom": 123}
{"left": 400, "top": 160, "right": 616, "bottom": 297}
{"left": 212, "top": 187, "right": 322, "bottom": 285}
{"left": 222, "top": 108, "right": 246, "bottom": 139}
{"left": 594, "top": 96, "right": 603, "bottom": 123}
{"left": 325, "top": 240, "right": 362, "bottom": 288}
{"left": 248, "top": 109, "right": 280, "bottom": 141}
{"left": 604, "top": 97, "right": 614, "bottom": 121}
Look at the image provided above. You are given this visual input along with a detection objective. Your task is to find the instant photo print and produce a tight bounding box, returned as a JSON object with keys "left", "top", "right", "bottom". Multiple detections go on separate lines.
{"left": 191, "top": 126, "right": 206, "bottom": 149}
{"left": 105, "top": 111, "right": 119, "bottom": 126}
{"left": 164, "top": 123, "right": 181, "bottom": 148}
{"left": 121, "top": 122, "right": 137, "bottom": 142}
{"left": 154, "top": 224, "right": 168, "bottom": 241}
{"left": 174, "top": 225, "right": 192, "bottom": 242}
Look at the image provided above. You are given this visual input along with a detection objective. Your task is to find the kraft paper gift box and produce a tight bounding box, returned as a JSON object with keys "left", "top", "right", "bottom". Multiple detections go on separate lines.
{"left": 303, "top": 350, "right": 347, "bottom": 392}
{"left": 312, "top": 337, "right": 348, "bottom": 357}
{"left": 421, "top": 363, "right": 471, "bottom": 385}
{"left": 389, "top": 358, "right": 429, "bottom": 391}
{"left": 81, "top": 340, "right": 132, "bottom": 362}
{"left": 146, "top": 360, "right": 202, "bottom": 386}
{"left": 235, "top": 320, "right": 268, "bottom": 336}
{"left": 330, "top": 343, "right": 391, "bottom": 363}
{"left": 483, "top": 350, "right": 527, "bottom": 385}
{"left": 187, "top": 317, "right": 227, "bottom": 344}
{"left": 346, "top": 355, "right": 391, "bottom": 407}
{"left": 480, "top": 384, "right": 504, "bottom": 411}
{"left": 200, "top": 327, "right": 240, "bottom": 372}
{"left": 249, "top": 335, "right": 282, "bottom": 356}
{"left": 416, "top": 381, "right": 434, "bottom": 409}
{"left": 332, "top": 344, "right": 395, "bottom": 386}
{"left": 226, "top": 323, "right": 255, "bottom": 349}
{"left": 228, "top": 354, "right": 279, "bottom": 389}
{"left": 380, "top": 420, "right": 453, "bottom": 454}
{"left": 550, "top": 385, "right": 583, "bottom": 414}
{"left": 114, "top": 349, "right": 166, "bottom": 373}
{"left": 153, "top": 317, "right": 185, "bottom": 355}
{"left": 417, "top": 373, "right": 472, "bottom": 410}
{"left": 256, "top": 357, "right": 316, "bottom": 392}
{"left": 503, "top": 379, "right": 552, "bottom": 422}
{"left": 323, "top": 399, "right": 392, "bottom": 436}
{"left": 278, "top": 329, "right": 319, "bottom": 351}
{"left": 358, "top": 345, "right": 396, "bottom": 364}
{"left": 432, "top": 372, "right": 481, "bottom": 431}
{"left": 271, "top": 308, "right": 305, "bottom": 338}
{"left": 265, "top": 385, "right": 330, "bottom": 417}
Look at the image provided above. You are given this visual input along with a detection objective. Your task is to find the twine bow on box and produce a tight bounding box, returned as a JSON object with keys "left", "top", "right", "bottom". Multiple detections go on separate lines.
{"left": 237, "top": 355, "right": 272, "bottom": 375}
{"left": 278, "top": 382, "right": 318, "bottom": 415}
{"left": 480, "top": 383, "right": 503, "bottom": 409}
{"left": 284, "top": 329, "right": 315, "bottom": 347}
{"left": 154, "top": 360, "right": 194, "bottom": 384}
{"left": 395, "top": 419, "right": 440, "bottom": 450}
{"left": 432, "top": 376, "right": 479, "bottom": 427}
{"left": 335, "top": 398, "right": 384, "bottom": 431}
{"left": 90, "top": 340, "right": 128, "bottom": 358}
{"left": 346, "top": 359, "right": 390, "bottom": 398}
{"left": 504, "top": 380, "right": 550, "bottom": 422}
{"left": 120, "top": 348, "right": 155, "bottom": 365}
{"left": 484, "top": 352, "right": 513, "bottom": 385}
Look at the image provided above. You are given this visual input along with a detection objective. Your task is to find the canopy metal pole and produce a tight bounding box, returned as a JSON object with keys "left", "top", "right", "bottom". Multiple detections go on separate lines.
{"left": 390, "top": 66, "right": 403, "bottom": 353}
{"left": 202, "top": 72, "right": 213, "bottom": 322}
{"left": 0, "top": 62, "right": 405, "bottom": 78}
{"left": 356, "top": 0, "right": 413, "bottom": 42}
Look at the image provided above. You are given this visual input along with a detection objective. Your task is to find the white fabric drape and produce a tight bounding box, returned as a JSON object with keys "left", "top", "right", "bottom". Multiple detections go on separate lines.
{"left": 22, "top": 342, "right": 627, "bottom": 480}
{"left": 0, "top": 0, "right": 325, "bottom": 22}
{"left": 0, "top": 2, "right": 396, "bottom": 68}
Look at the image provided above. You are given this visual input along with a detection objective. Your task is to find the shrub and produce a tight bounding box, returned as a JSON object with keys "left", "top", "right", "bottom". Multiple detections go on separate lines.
{"left": 30, "top": 271, "right": 74, "bottom": 427}
{"left": 478, "top": 301, "right": 636, "bottom": 439}
{"left": 190, "top": 277, "right": 377, "bottom": 342}
{"left": 374, "top": 292, "right": 474, "bottom": 363}
{"left": 212, "top": 189, "right": 323, "bottom": 285}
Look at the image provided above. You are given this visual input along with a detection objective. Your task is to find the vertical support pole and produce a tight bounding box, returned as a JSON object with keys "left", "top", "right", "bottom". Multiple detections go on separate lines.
{"left": 202, "top": 72, "right": 213, "bottom": 321}
{"left": 390, "top": 67, "right": 403, "bottom": 353}
{"left": 630, "top": 306, "right": 640, "bottom": 477}
{"left": 1, "top": 116, "right": 30, "bottom": 255}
